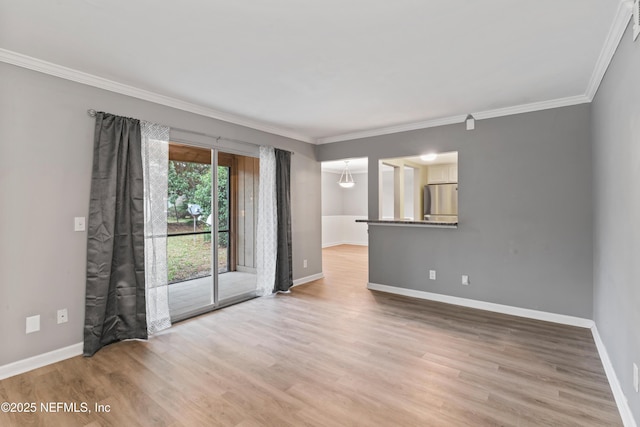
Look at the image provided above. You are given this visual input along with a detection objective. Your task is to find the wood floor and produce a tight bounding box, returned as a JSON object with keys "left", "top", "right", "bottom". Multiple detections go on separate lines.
{"left": 0, "top": 245, "right": 621, "bottom": 426}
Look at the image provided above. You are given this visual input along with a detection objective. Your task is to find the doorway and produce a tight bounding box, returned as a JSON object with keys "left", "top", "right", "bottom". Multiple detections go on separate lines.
{"left": 166, "top": 142, "right": 259, "bottom": 321}
{"left": 319, "top": 158, "right": 369, "bottom": 244}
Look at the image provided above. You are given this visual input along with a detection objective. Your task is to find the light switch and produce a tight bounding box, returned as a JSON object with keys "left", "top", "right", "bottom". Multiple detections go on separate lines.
{"left": 26, "top": 315, "right": 40, "bottom": 334}
{"left": 74, "top": 217, "right": 86, "bottom": 232}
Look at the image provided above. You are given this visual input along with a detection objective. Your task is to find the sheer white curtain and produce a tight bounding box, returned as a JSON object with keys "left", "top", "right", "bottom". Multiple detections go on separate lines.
{"left": 256, "top": 146, "right": 277, "bottom": 296}
{"left": 141, "top": 121, "right": 172, "bottom": 334}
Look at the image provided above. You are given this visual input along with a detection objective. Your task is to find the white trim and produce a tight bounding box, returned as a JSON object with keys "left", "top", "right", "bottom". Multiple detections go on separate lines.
{"left": 585, "top": 1, "right": 633, "bottom": 100}
{"left": 1, "top": 0, "right": 630, "bottom": 149}
{"left": 315, "top": 115, "right": 467, "bottom": 145}
{"left": 292, "top": 272, "right": 324, "bottom": 287}
{"left": 367, "top": 282, "right": 594, "bottom": 328}
{"left": 0, "top": 49, "right": 313, "bottom": 144}
{"left": 592, "top": 325, "right": 638, "bottom": 427}
{"left": 315, "top": 0, "right": 636, "bottom": 146}
{"left": 341, "top": 240, "right": 368, "bottom": 246}
{"left": 316, "top": 95, "right": 590, "bottom": 144}
{"left": 471, "top": 95, "right": 591, "bottom": 121}
{"left": 322, "top": 242, "right": 344, "bottom": 248}
{"left": 322, "top": 241, "right": 368, "bottom": 248}
{"left": 0, "top": 342, "right": 83, "bottom": 380}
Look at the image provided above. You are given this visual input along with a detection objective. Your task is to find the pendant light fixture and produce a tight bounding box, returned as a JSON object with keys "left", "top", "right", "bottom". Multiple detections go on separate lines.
{"left": 338, "top": 161, "right": 355, "bottom": 188}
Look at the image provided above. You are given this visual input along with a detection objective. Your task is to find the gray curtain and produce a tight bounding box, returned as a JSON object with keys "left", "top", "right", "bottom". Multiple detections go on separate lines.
{"left": 84, "top": 112, "right": 147, "bottom": 357}
{"left": 274, "top": 149, "right": 293, "bottom": 292}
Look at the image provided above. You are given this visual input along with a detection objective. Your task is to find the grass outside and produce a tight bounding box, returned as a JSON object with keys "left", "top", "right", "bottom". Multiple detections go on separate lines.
{"left": 167, "top": 234, "right": 228, "bottom": 284}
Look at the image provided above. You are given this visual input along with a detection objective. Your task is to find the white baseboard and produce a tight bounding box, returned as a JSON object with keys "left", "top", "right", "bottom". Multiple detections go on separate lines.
{"left": 366, "top": 284, "right": 640, "bottom": 424}
{"left": 293, "top": 272, "right": 324, "bottom": 287}
{"left": 322, "top": 241, "right": 368, "bottom": 248}
{"left": 322, "top": 242, "right": 343, "bottom": 248}
{"left": 367, "top": 283, "right": 594, "bottom": 328}
{"left": 0, "top": 274, "right": 321, "bottom": 380}
{"left": 0, "top": 342, "right": 83, "bottom": 380}
{"left": 591, "top": 326, "right": 638, "bottom": 427}
{"left": 342, "top": 241, "right": 367, "bottom": 246}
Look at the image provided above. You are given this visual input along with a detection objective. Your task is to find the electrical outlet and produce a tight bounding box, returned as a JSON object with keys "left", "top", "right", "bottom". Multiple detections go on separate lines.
{"left": 634, "top": 363, "right": 639, "bottom": 393}
{"left": 74, "top": 217, "right": 86, "bottom": 232}
{"left": 303, "top": 259, "right": 308, "bottom": 269}
{"left": 57, "top": 308, "right": 68, "bottom": 324}
{"left": 26, "top": 315, "right": 40, "bottom": 334}
{"left": 462, "top": 275, "right": 470, "bottom": 285}
{"left": 429, "top": 270, "right": 436, "bottom": 280}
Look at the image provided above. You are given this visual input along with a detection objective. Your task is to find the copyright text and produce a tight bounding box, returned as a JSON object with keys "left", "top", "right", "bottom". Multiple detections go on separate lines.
{"left": 1, "top": 401, "right": 111, "bottom": 413}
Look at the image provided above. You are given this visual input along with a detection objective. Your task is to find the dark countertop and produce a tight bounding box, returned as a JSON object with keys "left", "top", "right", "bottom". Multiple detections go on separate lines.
{"left": 355, "top": 219, "right": 458, "bottom": 228}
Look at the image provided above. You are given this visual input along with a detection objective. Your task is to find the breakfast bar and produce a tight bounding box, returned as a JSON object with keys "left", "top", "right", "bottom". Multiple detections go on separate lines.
{"left": 355, "top": 219, "right": 458, "bottom": 229}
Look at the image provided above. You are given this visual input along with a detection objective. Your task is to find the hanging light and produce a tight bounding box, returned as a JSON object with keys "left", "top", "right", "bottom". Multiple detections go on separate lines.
{"left": 338, "top": 161, "right": 355, "bottom": 188}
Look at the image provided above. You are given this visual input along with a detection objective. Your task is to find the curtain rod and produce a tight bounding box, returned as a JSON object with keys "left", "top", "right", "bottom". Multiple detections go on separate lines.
{"left": 86, "top": 109, "right": 294, "bottom": 155}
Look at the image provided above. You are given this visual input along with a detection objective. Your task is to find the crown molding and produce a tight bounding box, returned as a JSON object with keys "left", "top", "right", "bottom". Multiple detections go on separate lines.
{"left": 472, "top": 95, "right": 591, "bottom": 121}
{"left": 585, "top": 0, "right": 633, "bottom": 100}
{"left": 314, "top": 1, "right": 630, "bottom": 145}
{"left": 0, "top": 48, "right": 313, "bottom": 143}
{"left": 315, "top": 114, "right": 468, "bottom": 144}
{"left": 1, "top": 0, "right": 630, "bottom": 149}
{"left": 315, "top": 94, "right": 590, "bottom": 144}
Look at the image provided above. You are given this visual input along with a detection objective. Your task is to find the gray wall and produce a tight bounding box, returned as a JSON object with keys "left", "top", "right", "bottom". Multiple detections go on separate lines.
{"left": 316, "top": 104, "right": 594, "bottom": 318}
{"left": 404, "top": 167, "right": 414, "bottom": 219}
{"left": 321, "top": 171, "right": 367, "bottom": 216}
{"left": 592, "top": 22, "right": 640, "bottom": 420}
{"left": 322, "top": 171, "right": 343, "bottom": 216}
{"left": 343, "top": 172, "right": 368, "bottom": 216}
{"left": 0, "top": 62, "right": 321, "bottom": 367}
{"left": 381, "top": 170, "right": 394, "bottom": 218}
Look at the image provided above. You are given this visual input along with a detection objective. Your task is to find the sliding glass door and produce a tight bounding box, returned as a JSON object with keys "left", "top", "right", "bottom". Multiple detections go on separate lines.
{"left": 219, "top": 153, "right": 259, "bottom": 304}
{"left": 217, "top": 165, "right": 230, "bottom": 274}
{"left": 167, "top": 143, "right": 258, "bottom": 322}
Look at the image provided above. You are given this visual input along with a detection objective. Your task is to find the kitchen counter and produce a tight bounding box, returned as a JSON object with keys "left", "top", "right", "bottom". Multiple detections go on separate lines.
{"left": 355, "top": 219, "right": 458, "bottom": 229}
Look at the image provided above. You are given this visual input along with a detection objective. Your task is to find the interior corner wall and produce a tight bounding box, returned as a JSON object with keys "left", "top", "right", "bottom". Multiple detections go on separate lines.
{"left": 0, "top": 62, "right": 321, "bottom": 367}
{"left": 591, "top": 21, "right": 640, "bottom": 421}
{"left": 315, "top": 103, "right": 593, "bottom": 319}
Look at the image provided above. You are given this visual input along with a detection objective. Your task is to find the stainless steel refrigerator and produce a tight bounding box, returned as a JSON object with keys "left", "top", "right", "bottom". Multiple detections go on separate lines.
{"left": 423, "top": 184, "right": 458, "bottom": 222}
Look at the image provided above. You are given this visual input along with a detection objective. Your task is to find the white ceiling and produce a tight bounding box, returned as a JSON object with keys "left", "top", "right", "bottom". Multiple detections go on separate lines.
{"left": 322, "top": 158, "right": 368, "bottom": 174}
{"left": 0, "top": 0, "right": 626, "bottom": 144}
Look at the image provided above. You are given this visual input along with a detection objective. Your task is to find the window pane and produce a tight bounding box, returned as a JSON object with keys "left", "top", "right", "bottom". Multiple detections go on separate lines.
{"left": 167, "top": 159, "right": 212, "bottom": 285}
{"left": 168, "top": 160, "right": 212, "bottom": 235}
{"left": 217, "top": 166, "right": 229, "bottom": 230}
